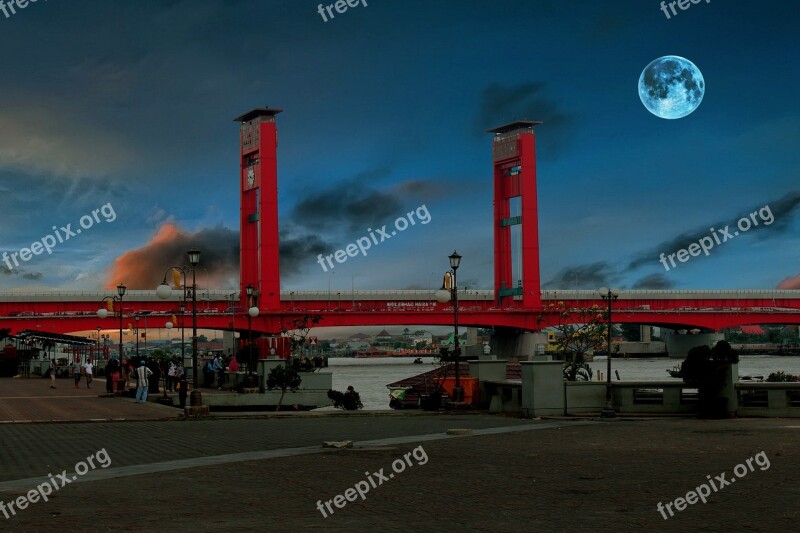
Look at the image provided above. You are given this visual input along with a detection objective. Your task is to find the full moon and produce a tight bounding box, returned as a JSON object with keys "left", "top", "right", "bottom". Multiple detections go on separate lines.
{"left": 638, "top": 56, "right": 705, "bottom": 119}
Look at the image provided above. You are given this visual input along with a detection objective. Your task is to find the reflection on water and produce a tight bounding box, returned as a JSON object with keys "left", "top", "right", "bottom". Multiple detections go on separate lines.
{"left": 317, "top": 355, "right": 800, "bottom": 410}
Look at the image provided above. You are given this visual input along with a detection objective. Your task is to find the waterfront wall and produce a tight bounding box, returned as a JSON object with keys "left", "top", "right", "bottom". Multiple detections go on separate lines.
{"left": 472, "top": 360, "right": 800, "bottom": 417}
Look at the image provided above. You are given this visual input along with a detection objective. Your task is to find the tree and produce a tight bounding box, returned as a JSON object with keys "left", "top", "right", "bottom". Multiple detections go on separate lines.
{"left": 540, "top": 302, "right": 606, "bottom": 381}
{"left": 266, "top": 314, "right": 321, "bottom": 410}
{"left": 197, "top": 335, "right": 209, "bottom": 343}
{"left": 266, "top": 362, "right": 302, "bottom": 409}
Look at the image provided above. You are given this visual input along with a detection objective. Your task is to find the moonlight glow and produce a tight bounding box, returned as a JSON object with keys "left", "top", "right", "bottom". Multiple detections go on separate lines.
{"left": 638, "top": 55, "right": 705, "bottom": 119}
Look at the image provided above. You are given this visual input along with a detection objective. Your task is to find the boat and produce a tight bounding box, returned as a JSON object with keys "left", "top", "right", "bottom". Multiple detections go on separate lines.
{"left": 739, "top": 375, "right": 764, "bottom": 382}
{"left": 413, "top": 358, "right": 423, "bottom": 364}
{"left": 666, "top": 366, "right": 682, "bottom": 378}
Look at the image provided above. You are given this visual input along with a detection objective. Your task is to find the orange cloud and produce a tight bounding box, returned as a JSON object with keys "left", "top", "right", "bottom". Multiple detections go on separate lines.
{"left": 105, "top": 222, "right": 240, "bottom": 290}
{"left": 777, "top": 273, "right": 800, "bottom": 290}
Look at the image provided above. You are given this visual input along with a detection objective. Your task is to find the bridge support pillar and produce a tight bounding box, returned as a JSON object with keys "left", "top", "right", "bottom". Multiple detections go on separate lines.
{"left": 664, "top": 331, "right": 724, "bottom": 359}
{"left": 640, "top": 325, "right": 651, "bottom": 343}
{"left": 490, "top": 327, "right": 546, "bottom": 361}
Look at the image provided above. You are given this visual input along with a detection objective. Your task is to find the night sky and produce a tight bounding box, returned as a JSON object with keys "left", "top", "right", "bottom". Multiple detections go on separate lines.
{"left": 1, "top": 0, "right": 798, "bottom": 294}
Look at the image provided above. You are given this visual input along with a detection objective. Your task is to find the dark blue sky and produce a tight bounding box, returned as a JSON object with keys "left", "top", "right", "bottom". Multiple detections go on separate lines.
{"left": 0, "top": 0, "right": 797, "bottom": 293}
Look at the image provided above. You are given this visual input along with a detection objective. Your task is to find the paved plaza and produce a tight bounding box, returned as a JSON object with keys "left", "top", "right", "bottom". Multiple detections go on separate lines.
{"left": 0, "top": 378, "right": 798, "bottom": 531}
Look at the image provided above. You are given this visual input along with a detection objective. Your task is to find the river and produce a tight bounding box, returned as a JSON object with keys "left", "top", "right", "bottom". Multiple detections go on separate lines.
{"left": 320, "top": 355, "right": 800, "bottom": 410}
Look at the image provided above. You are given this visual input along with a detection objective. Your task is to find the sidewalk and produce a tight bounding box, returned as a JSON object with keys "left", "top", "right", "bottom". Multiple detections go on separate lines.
{"left": 0, "top": 416, "right": 797, "bottom": 531}
{"left": 0, "top": 377, "right": 179, "bottom": 423}
{"left": 1, "top": 378, "right": 798, "bottom": 530}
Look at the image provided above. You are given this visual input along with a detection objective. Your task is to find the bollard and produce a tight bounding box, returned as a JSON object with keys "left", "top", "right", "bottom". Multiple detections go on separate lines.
{"left": 190, "top": 389, "right": 202, "bottom": 407}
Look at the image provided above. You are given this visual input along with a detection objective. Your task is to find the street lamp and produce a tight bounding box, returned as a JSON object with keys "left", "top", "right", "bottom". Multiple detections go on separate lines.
{"left": 97, "top": 284, "right": 126, "bottom": 365}
{"left": 179, "top": 303, "right": 186, "bottom": 365}
{"left": 156, "top": 248, "right": 201, "bottom": 405}
{"left": 435, "top": 251, "right": 463, "bottom": 402}
{"left": 598, "top": 286, "right": 620, "bottom": 418}
{"left": 134, "top": 316, "right": 140, "bottom": 358}
{"left": 95, "top": 327, "right": 101, "bottom": 361}
{"left": 245, "top": 285, "right": 260, "bottom": 372}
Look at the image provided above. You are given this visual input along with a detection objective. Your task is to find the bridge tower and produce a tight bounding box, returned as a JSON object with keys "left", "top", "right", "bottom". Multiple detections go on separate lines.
{"left": 233, "top": 108, "right": 283, "bottom": 310}
{"left": 487, "top": 121, "right": 542, "bottom": 309}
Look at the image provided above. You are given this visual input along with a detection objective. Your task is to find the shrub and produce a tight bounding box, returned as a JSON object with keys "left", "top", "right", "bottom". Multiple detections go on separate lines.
{"left": 766, "top": 371, "right": 800, "bottom": 382}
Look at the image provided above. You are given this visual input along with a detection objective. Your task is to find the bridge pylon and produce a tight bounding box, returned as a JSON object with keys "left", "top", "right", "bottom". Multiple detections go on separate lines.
{"left": 487, "top": 121, "right": 542, "bottom": 309}
{"left": 234, "top": 108, "right": 283, "bottom": 311}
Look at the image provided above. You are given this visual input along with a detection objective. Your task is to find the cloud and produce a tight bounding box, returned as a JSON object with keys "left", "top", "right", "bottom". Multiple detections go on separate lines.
{"left": 542, "top": 261, "right": 613, "bottom": 289}
{"left": 758, "top": 191, "right": 800, "bottom": 233}
{"left": 627, "top": 191, "right": 800, "bottom": 272}
{"left": 105, "top": 222, "right": 239, "bottom": 290}
{"left": 105, "top": 220, "right": 337, "bottom": 289}
{"left": 631, "top": 273, "right": 674, "bottom": 290}
{"left": 777, "top": 273, "right": 800, "bottom": 290}
{"left": 279, "top": 226, "right": 335, "bottom": 275}
{"left": 289, "top": 173, "right": 442, "bottom": 233}
{"left": 0, "top": 106, "right": 131, "bottom": 180}
{"left": 475, "top": 82, "right": 577, "bottom": 157}
{"left": 0, "top": 264, "right": 43, "bottom": 280}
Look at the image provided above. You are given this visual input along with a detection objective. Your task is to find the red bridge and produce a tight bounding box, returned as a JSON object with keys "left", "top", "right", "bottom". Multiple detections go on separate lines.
{"left": 2, "top": 109, "right": 799, "bottom": 338}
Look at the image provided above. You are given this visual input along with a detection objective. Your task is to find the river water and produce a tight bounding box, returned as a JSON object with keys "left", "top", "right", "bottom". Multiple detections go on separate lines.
{"left": 320, "top": 355, "right": 800, "bottom": 410}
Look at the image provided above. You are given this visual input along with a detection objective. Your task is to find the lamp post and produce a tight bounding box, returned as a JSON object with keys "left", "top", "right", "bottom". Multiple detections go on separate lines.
{"left": 97, "top": 284, "right": 126, "bottom": 365}
{"left": 95, "top": 327, "right": 101, "bottom": 361}
{"left": 156, "top": 249, "right": 201, "bottom": 405}
{"left": 435, "top": 251, "right": 463, "bottom": 402}
{"left": 599, "top": 287, "right": 620, "bottom": 418}
{"left": 134, "top": 316, "right": 139, "bottom": 359}
{"left": 246, "top": 285, "right": 254, "bottom": 365}
{"left": 245, "top": 285, "right": 260, "bottom": 375}
{"left": 180, "top": 303, "right": 186, "bottom": 365}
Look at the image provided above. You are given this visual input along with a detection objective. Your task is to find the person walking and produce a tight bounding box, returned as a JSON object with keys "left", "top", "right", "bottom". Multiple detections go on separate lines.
{"left": 72, "top": 359, "right": 82, "bottom": 389}
{"left": 135, "top": 360, "right": 152, "bottom": 404}
{"left": 106, "top": 358, "right": 119, "bottom": 393}
{"left": 177, "top": 370, "right": 188, "bottom": 409}
{"left": 122, "top": 358, "right": 131, "bottom": 391}
{"left": 167, "top": 362, "right": 176, "bottom": 392}
{"left": 49, "top": 359, "right": 57, "bottom": 389}
{"left": 83, "top": 360, "right": 94, "bottom": 389}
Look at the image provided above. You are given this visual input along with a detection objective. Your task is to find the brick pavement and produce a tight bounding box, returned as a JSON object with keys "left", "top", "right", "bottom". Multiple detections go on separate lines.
{"left": 0, "top": 377, "right": 179, "bottom": 423}
{"left": 0, "top": 416, "right": 798, "bottom": 531}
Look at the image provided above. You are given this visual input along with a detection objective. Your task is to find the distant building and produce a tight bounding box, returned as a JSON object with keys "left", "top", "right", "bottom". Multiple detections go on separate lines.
{"left": 374, "top": 329, "right": 393, "bottom": 346}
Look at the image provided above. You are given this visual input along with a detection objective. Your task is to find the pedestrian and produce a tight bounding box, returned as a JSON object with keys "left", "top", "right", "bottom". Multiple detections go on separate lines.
{"left": 213, "top": 356, "right": 224, "bottom": 389}
{"left": 135, "top": 360, "right": 153, "bottom": 404}
{"left": 167, "top": 362, "right": 176, "bottom": 392}
{"left": 204, "top": 360, "right": 214, "bottom": 387}
{"left": 83, "top": 359, "right": 94, "bottom": 389}
{"left": 49, "top": 359, "right": 57, "bottom": 389}
{"left": 106, "top": 358, "right": 119, "bottom": 393}
{"left": 72, "top": 359, "right": 82, "bottom": 389}
{"left": 122, "top": 358, "right": 131, "bottom": 390}
{"left": 177, "top": 372, "right": 188, "bottom": 409}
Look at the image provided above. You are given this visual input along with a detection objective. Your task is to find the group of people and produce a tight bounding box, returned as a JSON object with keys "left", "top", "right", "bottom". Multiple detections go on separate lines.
{"left": 203, "top": 354, "right": 238, "bottom": 389}
{"left": 48, "top": 353, "right": 244, "bottom": 407}
{"left": 48, "top": 359, "right": 94, "bottom": 389}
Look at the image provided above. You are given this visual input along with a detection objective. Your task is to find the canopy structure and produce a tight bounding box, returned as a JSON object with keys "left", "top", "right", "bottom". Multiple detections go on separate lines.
{"left": 14, "top": 330, "right": 94, "bottom": 346}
